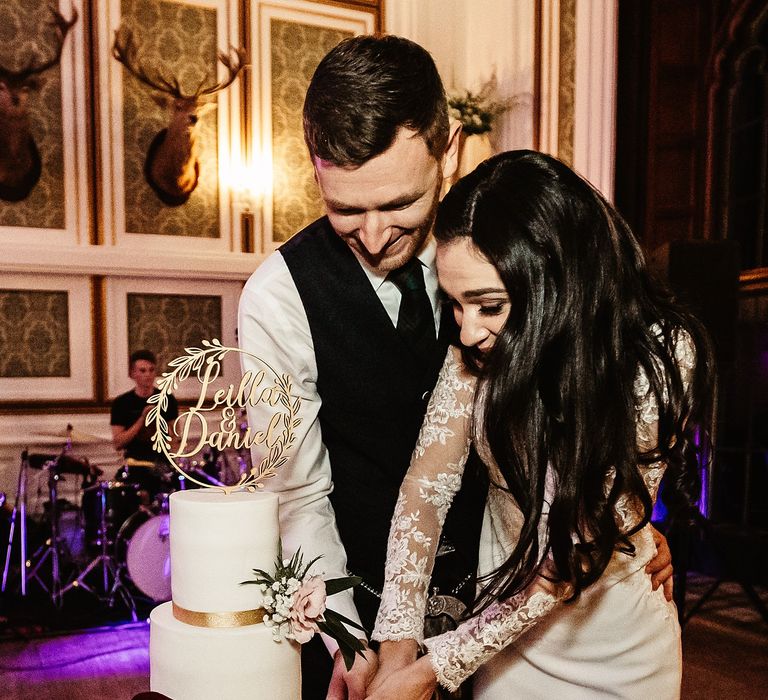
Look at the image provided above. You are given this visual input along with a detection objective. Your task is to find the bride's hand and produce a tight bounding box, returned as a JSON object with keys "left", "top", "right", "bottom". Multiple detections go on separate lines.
{"left": 364, "top": 655, "right": 437, "bottom": 700}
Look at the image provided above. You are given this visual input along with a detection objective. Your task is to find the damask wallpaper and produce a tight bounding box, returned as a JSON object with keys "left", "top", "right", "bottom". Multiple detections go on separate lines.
{"left": 270, "top": 19, "right": 352, "bottom": 242}
{"left": 557, "top": 0, "right": 576, "bottom": 167}
{"left": 0, "top": 290, "right": 70, "bottom": 378}
{"left": 127, "top": 292, "right": 222, "bottom": 374}
{"left": 120, "top": 0, "right": 220, "bottom": 237}
{"left": 0, "top": 0, "right": 66, "bottom": 230}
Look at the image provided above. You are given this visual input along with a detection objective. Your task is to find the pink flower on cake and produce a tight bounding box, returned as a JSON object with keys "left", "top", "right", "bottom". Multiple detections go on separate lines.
{"left": 289, "top": 576, "right": 326, "bottom": 643}
{"left": 243, "top": 542, "right": 366, "bottom": 670}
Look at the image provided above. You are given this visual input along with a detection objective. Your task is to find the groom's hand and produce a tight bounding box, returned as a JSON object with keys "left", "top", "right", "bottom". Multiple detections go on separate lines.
{"left": 367, "top": 639, "right": 419, "bottom": 695}
{"left": 646, "top": 525, "right": 674, "bottom": 601}
{"left": 326, "top": 643, "right": 377, "bottom": 700}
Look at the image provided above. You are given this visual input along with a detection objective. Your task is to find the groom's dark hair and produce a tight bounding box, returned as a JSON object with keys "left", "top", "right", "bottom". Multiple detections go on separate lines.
{"left": 303, "top": 34, "right": 449, "bottom": 165}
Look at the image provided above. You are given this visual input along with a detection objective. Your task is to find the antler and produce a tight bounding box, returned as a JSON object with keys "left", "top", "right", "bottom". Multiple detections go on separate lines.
{"left": 0, "top": 4, "right": 78, "bottom": 83}
{"left": 112, "top": 26, "right": 185, "bottom": 98}
{"left": 112, "top": 26, "right": 245, "bottom": 100}
{"left": 197, "top": 47, "right": 246, "bottom": 97}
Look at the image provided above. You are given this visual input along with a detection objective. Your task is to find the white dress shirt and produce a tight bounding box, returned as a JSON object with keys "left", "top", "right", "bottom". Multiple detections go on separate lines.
{"left": 237, "top": 236, "right": 440, "bottom": 656}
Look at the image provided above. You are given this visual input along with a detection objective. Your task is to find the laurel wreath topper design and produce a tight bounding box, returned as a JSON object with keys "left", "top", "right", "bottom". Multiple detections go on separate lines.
{"left": 147, "top": 339, "right": 301, "bottom": 493}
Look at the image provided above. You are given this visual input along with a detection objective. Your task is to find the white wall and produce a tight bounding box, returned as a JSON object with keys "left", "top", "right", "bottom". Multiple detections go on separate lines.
{"left": 387, "top": 0, "right": 536, "bottom": 152}
{"left": 573, "top": 0, "right": 617, "bottom": 200}
{"left": 387, "top": 0, "right": 619, "bottom": 199}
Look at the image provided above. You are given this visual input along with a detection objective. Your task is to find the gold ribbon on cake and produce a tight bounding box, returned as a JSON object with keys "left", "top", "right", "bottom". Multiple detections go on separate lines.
{"left": 172, "top": 603, "right": 266, "bottom": 628}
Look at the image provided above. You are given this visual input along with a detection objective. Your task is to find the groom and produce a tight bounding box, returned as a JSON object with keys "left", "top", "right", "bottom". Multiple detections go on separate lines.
{"left": 239, "top": 35, "right": 484, "bottom": 699}
{"left": 238, "top": 34, "right": 674, "bottom": 700}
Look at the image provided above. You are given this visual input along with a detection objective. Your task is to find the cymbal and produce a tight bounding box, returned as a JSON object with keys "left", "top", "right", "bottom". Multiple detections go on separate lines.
{"left": 125, "top": 458, "right": 158, "bottom": 468}
{"left": 28, "top": 453, "right": 91, "bottom": 475}
{"left": 32, "top": 427, "right": 109, "bottom": 444}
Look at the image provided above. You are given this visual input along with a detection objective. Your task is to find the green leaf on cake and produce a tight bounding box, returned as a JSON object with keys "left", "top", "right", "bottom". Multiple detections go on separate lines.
{"left": 317, "top": 612, "right": 367, "bottom": 671}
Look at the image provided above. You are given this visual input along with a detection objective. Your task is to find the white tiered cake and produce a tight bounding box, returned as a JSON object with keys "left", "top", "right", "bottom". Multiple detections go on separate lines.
{"left": 149, "top": 490, "right": 301, "bottom": 699}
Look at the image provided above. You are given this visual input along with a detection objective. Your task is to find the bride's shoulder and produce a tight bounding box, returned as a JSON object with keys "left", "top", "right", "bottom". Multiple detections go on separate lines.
{"left": 440, "top": 345, "right": 477, "bottom": 387}
{"left": 648, "top": 323, "right": 697, "bottom": 373}
{"left": 447, "top": 343, "right": 464, "bottom": 364}
{"left": 444, "top": 344, "right": 467, "bottom": 370}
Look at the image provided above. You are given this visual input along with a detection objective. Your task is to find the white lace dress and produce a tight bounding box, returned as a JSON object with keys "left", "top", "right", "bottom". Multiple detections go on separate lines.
{"left": 372, "top": 337, "right": 696, "bottom": 699}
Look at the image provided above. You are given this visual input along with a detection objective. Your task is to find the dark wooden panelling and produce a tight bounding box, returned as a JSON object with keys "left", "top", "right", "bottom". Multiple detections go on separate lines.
{"left": 615, "top": 0, "right": 712, "bottom": 253}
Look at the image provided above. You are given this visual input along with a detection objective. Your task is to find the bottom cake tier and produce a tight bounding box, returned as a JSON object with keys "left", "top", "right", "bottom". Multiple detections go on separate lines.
{"left": 150, "top": 601, "right": 302, "bottom": 700}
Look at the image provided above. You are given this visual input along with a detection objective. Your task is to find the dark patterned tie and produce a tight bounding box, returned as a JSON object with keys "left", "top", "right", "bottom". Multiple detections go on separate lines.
{"left": 387, "top": 257, "right": 436, "bottom": 359}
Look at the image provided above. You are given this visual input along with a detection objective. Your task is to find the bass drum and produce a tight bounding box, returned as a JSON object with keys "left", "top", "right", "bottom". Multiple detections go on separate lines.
{"left": 116, "top": 510, "right": 172, "bottom": 602}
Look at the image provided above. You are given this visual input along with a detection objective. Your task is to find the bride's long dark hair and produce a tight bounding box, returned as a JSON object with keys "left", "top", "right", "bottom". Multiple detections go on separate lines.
{"left": 435, "top": 150, "right": 712, "bottom": 608}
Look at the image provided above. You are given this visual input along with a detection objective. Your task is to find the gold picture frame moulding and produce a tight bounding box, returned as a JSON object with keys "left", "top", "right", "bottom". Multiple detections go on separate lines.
{"left": 250, "top": 0, "right": 375, "bottom": 253}
{"left": 0, "top": 273, "right": 95, "bottom": 403}
{"left": 104, "top": 275, "right": 241, "bottom": 402}
{"left": 95, "top": 0, "right": 240, "bottom": 254}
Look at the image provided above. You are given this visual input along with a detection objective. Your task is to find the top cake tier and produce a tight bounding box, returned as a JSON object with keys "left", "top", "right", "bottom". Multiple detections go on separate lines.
{"left": 169, "top": 490, "right": 279, "bottom": 613}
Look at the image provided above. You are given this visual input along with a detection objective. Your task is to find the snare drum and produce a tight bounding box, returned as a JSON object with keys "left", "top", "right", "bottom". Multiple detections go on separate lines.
{"left": 81, "top": 481, "right": 141, "bottom": 548}
{"left": 116, "top": 509, "right": 172, "bottom": 602}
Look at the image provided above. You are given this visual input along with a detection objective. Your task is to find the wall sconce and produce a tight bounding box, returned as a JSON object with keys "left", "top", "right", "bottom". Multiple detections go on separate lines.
{"left": 228, "top": 156, "right": 272, "bottom": 255}
{"left": 237, "top": 194, "right": 257, "bottom": 255}
{"left": 241, "top": 207, "right": 256, "bottom": 254}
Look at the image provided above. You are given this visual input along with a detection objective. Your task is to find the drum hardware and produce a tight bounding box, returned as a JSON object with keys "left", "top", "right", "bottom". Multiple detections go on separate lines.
{"left": 28, "top": 452, "right": 90, "bottom": 475}
{"left": 3, "top": 425, "right": 108, "bottom": 608}
{"left": 210, "top": 408, "right": 254, "bottom": 485}
{"left": 153, "top": 492, "right": 170, "bottom": 513}
{"left": 175, "top": 456, "right": 226, "bottom": 489}
{"left": 25, "top": 452, "right": 74, "bottom": 606}
{"left": 118, "top": 459, "right": 168, "bottom": 500}
{"left": 61, "top": 480, "right": 138, "bottom": 621}
{"left": 2, "top": 450, "right": 32, "bottom": 597}
{"left": 186, "top": 464, "right": 225, "bottom": 488}
{"left": 12, "top": 444, "right": 101, "bottom": 604}
{"left": 81, "top": 480, "right": 141, "bottom": 549}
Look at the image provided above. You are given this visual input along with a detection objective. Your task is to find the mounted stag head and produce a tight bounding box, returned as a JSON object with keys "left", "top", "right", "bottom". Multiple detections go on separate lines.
{"left": 112, "top": 27, "right": 245, "bottom": 207}
{"left": 0, "top": 4, "right": 78, "bottom": 202}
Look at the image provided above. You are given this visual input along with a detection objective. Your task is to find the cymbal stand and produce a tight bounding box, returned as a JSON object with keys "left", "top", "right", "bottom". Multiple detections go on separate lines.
{"left": 2, "top": 450, "right": 31, "bottom": 596}
{"left": 61, "top": 483, "right": 137, "bottom": 621}
{"left": 26, "top": 458, "right": 66, "bottom": 606}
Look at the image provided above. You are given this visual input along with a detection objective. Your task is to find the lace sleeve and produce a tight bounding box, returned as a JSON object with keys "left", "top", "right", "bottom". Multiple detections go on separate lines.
{"left": 424, "top": 574, "right": 570, "bottom": 691}
{"left": 631, "top": 327, "right": 698, "bottom": 509}
{"left": 423, "top": 469, "right": 571, "bottom": 691}
{"left": 372, "top": 346, "right": 476, "bottom": 643}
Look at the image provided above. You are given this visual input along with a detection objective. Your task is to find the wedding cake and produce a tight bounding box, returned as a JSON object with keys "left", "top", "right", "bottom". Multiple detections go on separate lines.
{"left": 149, "top": 490, "right": 301, "bottom": 699}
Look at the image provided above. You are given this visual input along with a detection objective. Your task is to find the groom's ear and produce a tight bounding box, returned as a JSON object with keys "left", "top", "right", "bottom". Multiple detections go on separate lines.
{"left": 441, "top": 120, "right": 463, "bottom": 182}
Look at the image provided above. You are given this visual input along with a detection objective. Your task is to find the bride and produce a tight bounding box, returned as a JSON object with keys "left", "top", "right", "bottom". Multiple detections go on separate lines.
{"left": 366, "top": 150, "right": 712, "bottom": 699}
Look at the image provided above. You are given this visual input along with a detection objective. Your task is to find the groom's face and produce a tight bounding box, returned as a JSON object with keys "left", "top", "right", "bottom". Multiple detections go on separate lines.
{"left": 314, "top": 127, "right": 457, "bottom": 274}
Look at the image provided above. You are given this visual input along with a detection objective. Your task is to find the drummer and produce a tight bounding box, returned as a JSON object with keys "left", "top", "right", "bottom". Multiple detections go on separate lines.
{"left": 110, "top": 350, "right": 179, "bottom": 498}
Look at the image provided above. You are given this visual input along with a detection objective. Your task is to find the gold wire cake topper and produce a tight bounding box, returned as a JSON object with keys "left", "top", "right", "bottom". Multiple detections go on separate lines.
{"left": 147, "top": 339, "right": 301, "bottom": 494}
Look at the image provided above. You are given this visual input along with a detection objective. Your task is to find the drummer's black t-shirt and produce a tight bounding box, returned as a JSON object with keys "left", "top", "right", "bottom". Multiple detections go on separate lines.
{"left": 110, "top": 389, "right": 179, "bottom": 462}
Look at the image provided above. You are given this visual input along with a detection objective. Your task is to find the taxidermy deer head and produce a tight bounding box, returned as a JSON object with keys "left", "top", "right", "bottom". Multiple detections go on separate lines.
{"left": 112, "top": 27, "right": 245, "bottom": 207}
{"left": 0, "top": 4, "right": 78, "bottom": 202}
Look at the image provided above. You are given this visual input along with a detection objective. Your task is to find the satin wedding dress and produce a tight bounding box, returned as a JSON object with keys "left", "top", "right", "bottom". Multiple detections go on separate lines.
{"left": 373, "top": 334, "right": 694, "bottom": 699}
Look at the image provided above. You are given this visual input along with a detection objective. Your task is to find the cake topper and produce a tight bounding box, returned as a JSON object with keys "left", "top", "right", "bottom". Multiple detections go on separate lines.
{"left": 148, "top": 339, "right": 301, "bottom": 493}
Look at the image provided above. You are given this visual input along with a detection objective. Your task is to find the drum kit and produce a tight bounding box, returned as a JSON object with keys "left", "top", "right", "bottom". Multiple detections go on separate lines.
{"left": 1, "top": 424, "right": 233, "bottom": 615}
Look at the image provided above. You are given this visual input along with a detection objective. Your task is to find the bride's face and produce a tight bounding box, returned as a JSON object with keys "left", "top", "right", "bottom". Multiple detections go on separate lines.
{"left": 437, "top": 238, "right": 510, "bottom": 354}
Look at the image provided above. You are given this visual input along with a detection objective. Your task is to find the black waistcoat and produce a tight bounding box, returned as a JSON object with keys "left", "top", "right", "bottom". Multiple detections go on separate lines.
{"left": 281, "top": 217, "right": 487, "bottom": 630}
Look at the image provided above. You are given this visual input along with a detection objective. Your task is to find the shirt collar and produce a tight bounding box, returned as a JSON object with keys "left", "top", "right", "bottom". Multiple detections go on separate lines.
{"left": 360, "top": 236, "right": 437, "bottom": 291}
